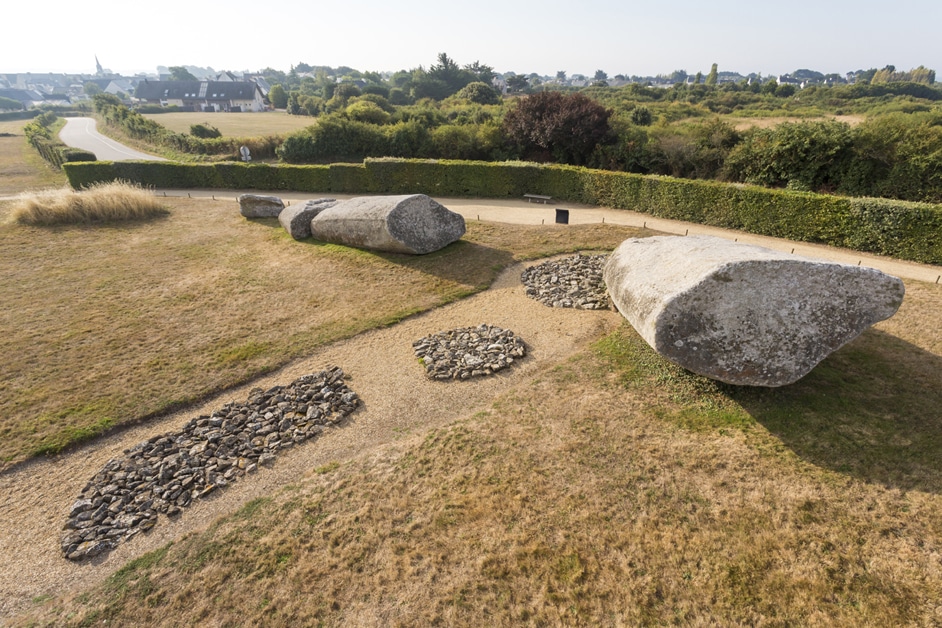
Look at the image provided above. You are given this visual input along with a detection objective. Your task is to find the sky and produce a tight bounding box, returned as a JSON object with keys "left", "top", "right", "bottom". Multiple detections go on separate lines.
{"left": 2, "top": 0, "right": 940, "bottom": 79}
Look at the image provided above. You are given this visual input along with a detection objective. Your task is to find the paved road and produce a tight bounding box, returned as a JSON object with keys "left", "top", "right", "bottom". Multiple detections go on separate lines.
{"left": 58, "top": 117, "right": 165, "bottom": 161}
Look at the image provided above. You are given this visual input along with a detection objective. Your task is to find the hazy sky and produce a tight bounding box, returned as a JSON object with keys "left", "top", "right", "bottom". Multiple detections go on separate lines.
{"left": 3, "top": 0, "right": 939, "bottom": 78}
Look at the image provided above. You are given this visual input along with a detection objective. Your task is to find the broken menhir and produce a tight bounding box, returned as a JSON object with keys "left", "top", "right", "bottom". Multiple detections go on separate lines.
{"left": 310, "top": 194, "right": 466, "bottom": 254}
{"left": 603, "top": 235, "right": 905, "bottom": 387}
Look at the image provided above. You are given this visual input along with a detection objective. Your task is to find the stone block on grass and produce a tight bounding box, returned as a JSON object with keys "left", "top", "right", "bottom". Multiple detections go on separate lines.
{"left": 278, "top": 198, "right": 338, "bottom": 240}
{"left": 238, "top": 194, "right": 284, "bottom": 218}
{"left": 603, "top": 235, "right": 905, "bottom": 387}
{"left": 309, "top": 194, "right": 465, "bottom": 254}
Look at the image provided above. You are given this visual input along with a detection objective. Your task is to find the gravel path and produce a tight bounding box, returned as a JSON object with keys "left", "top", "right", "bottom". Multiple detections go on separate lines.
{"left": 0, "top": 259, "right": 621, "bottom": 619}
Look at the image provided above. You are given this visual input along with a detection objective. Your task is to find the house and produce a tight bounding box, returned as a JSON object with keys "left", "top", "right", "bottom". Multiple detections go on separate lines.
{"left": 0, "top": 88, "right": 46, "bottom": 109}
{"left": 133, "top": 80, "right": 267, "bottom": 112}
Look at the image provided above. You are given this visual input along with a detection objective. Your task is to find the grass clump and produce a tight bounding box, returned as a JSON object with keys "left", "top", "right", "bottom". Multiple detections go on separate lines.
{"left": 10, "top": 181, "right": 168, "bottom": 226}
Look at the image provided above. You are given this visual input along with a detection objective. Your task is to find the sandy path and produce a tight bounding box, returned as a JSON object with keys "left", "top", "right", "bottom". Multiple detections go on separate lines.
{"left": 0, "top": 260, "right": 622, "bottom": 619}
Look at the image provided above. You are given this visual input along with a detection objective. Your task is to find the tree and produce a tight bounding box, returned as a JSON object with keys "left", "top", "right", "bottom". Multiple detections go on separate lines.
{"left": 631, "top": 105, "right": 653, "bottom": 126}
{"left": 169, "top": 66, "right": 197, "bottom": 81}
{"left": 464, "top": 61, "right": 496, "bottom": 86}
{"left": 502, "top": 91, "right": 614, "bottom": 165}
{"left": 504, "top": 73, "right": 529, "bottom": 93}
{"left": 268, "top": 84, "right": 288, "bottom": 109}
{"left": 594, "top": 69, "right": 608, "bottom": 81}
{"left": 706, "top": 63, "right": 718, "bottom": 86}
{"left": 455, "top": 82, "right": 500, "bottom": 105}
{"left": 83, "top": 82, "right": 103, "bottom": 96}
{"left": 556, "top": 70, "right": 567, "bottom": 82}
{"left": 428, "top": 52, "right": 473, "bottom": 94}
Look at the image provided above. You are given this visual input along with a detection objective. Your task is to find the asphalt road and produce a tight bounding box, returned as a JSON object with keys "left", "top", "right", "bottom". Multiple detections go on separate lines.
{"left": 58, "top": 117, "right": 165, "bottom": 161}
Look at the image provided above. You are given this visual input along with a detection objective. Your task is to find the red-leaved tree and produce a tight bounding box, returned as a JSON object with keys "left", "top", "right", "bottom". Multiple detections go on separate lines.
{"left": 502, "top": 91, "right": 614, "bottom": 165}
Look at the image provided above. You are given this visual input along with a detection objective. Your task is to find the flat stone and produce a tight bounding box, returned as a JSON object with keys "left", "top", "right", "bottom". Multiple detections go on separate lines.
{"left": 310, "top": 194, "right": 465, "bottom": 254}
{"left": 238, "top": 194, "right": 285, "bottom": 218}
{"left": 603, "top": 235, "right": 905, "bottom": 387}
{"left": 278, "top": 198, "right": 339, "bottom": 240}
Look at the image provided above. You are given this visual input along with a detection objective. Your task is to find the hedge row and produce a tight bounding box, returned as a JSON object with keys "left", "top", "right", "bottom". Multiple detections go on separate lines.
{"left": 24, "top": 114, "right": 96, "bottom": 169}
{"left": 29, "top": 137, "right": 96, "bottom": 168}
{"left": 0, "top": 110, "right": 40, "bottom": 122}
{"left": 62, "top": 158, "right": 942, "bottom": 265}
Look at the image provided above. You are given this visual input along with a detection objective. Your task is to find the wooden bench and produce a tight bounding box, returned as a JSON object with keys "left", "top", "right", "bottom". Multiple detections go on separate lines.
{"left": 524, "top": 193, "right": 552, "bottom": 204}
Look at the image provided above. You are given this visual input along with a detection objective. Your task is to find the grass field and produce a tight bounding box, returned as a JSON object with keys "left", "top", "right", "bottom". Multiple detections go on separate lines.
{"left": 6, "top": 130, "right": 942, "bottom": 625}
{"left": 0, "top": 197, "right": 639, "bottom": 468}
{"left": 141, "top": 111, "right": 314, "bottom": 136}
{"left": 18, "top": 279, "right": 942, "bottom": 626}
{"left": 0, "top": 120, "right": 66, "bottom": 196}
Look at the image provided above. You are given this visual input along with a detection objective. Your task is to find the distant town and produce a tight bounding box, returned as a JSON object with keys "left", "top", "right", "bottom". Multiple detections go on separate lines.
{"left": 0, "top": 57, "right": 911, "bottom": 113}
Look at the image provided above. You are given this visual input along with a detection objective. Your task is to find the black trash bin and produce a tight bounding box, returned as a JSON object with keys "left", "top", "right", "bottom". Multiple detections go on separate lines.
{"left": 555, "top": 208, "right": 569, "bottom": 224}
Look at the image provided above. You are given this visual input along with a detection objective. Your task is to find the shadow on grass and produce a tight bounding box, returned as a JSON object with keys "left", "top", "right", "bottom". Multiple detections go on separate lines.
{"left": 284, "top": 228, "right": 517, "bottom": 288}
{"left": 729, "top": 329, "right": 942, "bottom": 493}
{"left": 597, "top": 325, "right": 942, "bottom": 494}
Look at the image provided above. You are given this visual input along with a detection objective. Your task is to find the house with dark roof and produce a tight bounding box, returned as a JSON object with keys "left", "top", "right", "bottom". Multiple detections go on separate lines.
{"left": 133, "top": 80, "right": 267, "bottom": 112}
{"left": 0, "top": 88, "right": 46, "bottom": 108}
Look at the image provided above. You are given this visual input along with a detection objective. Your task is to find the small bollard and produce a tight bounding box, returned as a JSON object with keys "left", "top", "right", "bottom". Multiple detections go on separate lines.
{"left": 555, "top": 208, "right": 569, "bottom": 224}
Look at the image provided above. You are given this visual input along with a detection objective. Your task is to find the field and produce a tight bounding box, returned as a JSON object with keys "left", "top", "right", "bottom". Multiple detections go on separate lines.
{"left": 729, "top": 114, "right": 866, "bottom": 131}
{"left": 0, "top": 120, "right": 66, "bottom": 196}
{"left": 141, "top": 111, "right": 315, "bottom": 136}
{"left": 0, "top": 195, "right": 637, "bottom": 468}
{"left": 4, "top": 135, "right": 942, "bottom": 625}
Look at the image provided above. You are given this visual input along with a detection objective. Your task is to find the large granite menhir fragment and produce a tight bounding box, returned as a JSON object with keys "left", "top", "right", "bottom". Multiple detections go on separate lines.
{"left": 309, "top": 194, "right": 465, "bottom": 254}
{"left": 603, "top": 235, "right": 905, "bottom": 387}
{"left": 238, "top": 194, "right": 285, "bottom": 218}
{"left": 278, "top": 198, "right": 338, "bottom": 240}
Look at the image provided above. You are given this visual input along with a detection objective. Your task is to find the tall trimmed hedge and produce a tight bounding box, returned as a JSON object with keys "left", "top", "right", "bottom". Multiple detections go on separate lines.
{"left": 62, "top": 158, "right": 942, "bottom": 265}
{"left": 24, "top": 114, "right": 96, "bottom": 168}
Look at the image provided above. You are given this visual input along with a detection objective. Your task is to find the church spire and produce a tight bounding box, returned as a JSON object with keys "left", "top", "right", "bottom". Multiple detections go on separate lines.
{"left": 95, "top": 55, "right": 104, "bottom": 76}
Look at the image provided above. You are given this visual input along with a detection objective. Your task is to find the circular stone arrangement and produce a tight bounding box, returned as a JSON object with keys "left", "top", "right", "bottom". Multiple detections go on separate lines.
{"left": 61, "top": 367, "right": 359, "bottom": 561}
{"left": 413, "top": 324, "right": 527, "bottom": 380}
{"left": 521, "top": 253, "right": 610, "bottom": 310}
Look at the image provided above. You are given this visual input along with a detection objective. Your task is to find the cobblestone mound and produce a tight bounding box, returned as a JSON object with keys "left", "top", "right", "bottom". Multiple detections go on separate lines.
{"left": 61, "top": 367, "right": 359, "bottom": 561}
{"left": 413, "top": 324, "right": 527, "bottom": 380}
{"left": 521, "top": 254, "right": 610, "bottom": 310}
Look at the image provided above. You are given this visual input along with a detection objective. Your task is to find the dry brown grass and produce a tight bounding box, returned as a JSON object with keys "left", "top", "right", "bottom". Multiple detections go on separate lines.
{"left": 731, "top": 114, "right": 866, "bottom": 131}
{"left": 9, "top": 182, "right": 169, "bottom": 226}
{"left": 0, "top": 124, "right": 66, "bottom": 196}
{"left": 141, "top": 111, "right": 314, "bottom": 136}
{"left": 0, "top": 203, "right": 638, "bottom": 468}
{"left": 19, "top": 289, "right": 942, "bottom": 626}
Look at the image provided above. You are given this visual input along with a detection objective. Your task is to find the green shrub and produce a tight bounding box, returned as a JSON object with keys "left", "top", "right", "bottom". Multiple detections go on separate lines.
{"left": 454, "top": 82, "right": 500, "bottom": 105}
{"left": 344, "top": 101, "right": 391, "bottom": 125}
{"left": 189, "top": 123, "right": 222, "bottom": 139}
